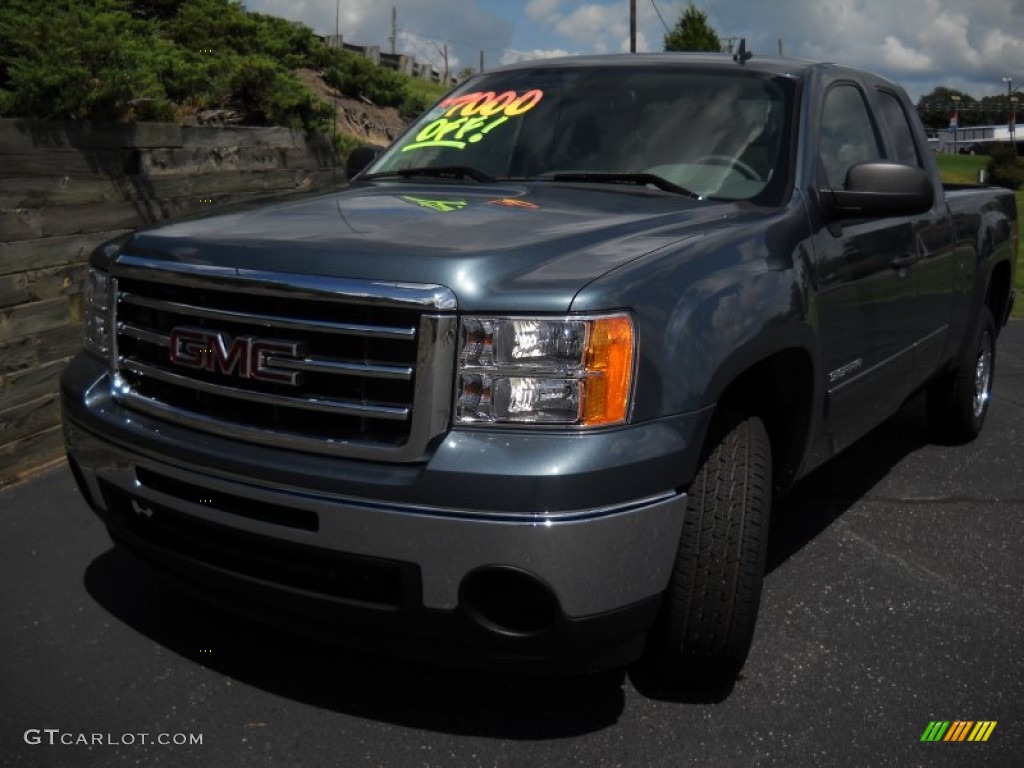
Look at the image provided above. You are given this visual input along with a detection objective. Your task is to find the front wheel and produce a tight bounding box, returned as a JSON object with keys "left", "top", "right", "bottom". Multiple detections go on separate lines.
{"left": 927, "top": 306, "right": 995, "bottom": 444}
{"left": 647, "top": 411, "right": 771, "bottom": 686}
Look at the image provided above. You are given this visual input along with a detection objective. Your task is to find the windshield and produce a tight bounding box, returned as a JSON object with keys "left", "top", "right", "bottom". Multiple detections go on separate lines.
{"left": 367, "top": 64, "right": 794, "bottom": 203}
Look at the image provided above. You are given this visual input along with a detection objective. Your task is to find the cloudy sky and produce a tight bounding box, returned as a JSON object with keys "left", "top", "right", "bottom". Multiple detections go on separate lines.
{"left": 244, "top": 0, "right": 1024, "bottom": 101}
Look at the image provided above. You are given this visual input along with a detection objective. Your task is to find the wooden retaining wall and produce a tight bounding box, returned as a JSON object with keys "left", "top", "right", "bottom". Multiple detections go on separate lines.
{"left": 0, "top": 119, "right": 341, "bottom": 484}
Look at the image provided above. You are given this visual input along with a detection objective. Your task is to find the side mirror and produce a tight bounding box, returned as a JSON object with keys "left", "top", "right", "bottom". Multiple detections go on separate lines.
{"left": 821, "top": 162, "right": 934, "bottom": 218}
{"left": 346, "top": 145, "right": 382, "bottom": 180}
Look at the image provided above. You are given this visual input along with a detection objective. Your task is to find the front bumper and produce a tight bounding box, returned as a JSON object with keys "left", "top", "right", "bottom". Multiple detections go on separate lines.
{"left": 63, "top": 353, "right": 707, "bottom": 670}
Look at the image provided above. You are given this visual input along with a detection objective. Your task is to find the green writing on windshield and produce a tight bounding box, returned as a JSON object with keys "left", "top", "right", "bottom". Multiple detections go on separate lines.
{"left": 400, "top": 196, "right": 469, "bottom": 213}
{"left": 402, "top": 89, "right": 544, "bottom": 153}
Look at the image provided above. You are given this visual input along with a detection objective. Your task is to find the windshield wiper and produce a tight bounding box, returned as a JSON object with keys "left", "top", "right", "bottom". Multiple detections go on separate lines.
{"left": 362, "top": 166, "right": 495, "bottom": 183}
{"left": 551, "top": 172, "right": 700, "bottom": 199}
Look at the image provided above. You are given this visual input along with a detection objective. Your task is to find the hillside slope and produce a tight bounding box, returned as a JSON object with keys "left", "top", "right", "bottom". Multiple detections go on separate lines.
{"left": 294, "top": 69, "right": 409, "bottom": 148}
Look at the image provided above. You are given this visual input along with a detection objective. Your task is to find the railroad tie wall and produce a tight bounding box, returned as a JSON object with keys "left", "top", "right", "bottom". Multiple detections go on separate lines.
{"left": 0, "top": 119, "right": 340, "bottom": 484}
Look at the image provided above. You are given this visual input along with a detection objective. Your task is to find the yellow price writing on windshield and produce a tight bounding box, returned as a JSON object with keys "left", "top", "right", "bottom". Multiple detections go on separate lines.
{"left": 402, "top": 90, "right": 544, "bottom": 152}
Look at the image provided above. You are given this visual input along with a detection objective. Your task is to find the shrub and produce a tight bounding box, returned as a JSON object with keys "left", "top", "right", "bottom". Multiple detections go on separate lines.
{"left": 127, "top": 0, "right": 188, "bottom": 21}
{"left": 323, "top": 52, "right": 407, "bottom": 107}
{"left": 987, "top": 144, "right": 1024, "bottom": 190}
{"left": 0, "top": 0, "right": 172, "bottom": 121}
{"left": 156, "top": 47, "right": 235, "bottom": 110}
{"left": 402, "top": 77, "right": 449, "bottom": 119}
{"left": 399, "top": 90, "right": 431, "bottom": 120}
{"left": 230, "top": 54, "right": 332, "bottom": 129}
{"left": 0, "top": 0, "right": 430, "bottom": 135}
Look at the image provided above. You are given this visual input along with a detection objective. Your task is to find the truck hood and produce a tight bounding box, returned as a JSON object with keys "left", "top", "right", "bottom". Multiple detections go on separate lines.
{"left": 123, "top": 181, "right": 742, "bottom": 312}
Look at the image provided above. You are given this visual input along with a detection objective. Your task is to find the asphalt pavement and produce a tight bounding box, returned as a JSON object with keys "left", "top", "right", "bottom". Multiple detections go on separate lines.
{"left": 2, "top": 322, "right": 1023, "bottom": 768}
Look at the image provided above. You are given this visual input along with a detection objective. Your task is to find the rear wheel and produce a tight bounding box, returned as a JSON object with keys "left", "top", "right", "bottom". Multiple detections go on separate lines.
{"left": 927, "top": 306, "right": 995, "bottom": 444}
{"left": 648, "top": 411, "right": 771, "bottom": 686}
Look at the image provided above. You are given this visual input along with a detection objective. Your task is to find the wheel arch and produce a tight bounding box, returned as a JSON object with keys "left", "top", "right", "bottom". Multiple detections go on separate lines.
{"left": 700, "top": 329, "right": 818, "bottom": 494}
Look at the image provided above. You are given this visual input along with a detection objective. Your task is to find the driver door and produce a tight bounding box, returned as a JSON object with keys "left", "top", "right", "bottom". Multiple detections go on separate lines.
{"left": 811, "top": 83, "right": 919, "bottom": 453}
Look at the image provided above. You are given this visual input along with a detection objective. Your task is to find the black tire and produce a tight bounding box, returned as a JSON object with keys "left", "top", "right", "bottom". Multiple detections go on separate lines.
{"left": 927, "top": 306, "right": 996, "bottom": 444}
{"left": 648, "top": 411, "right": 771, "bottom": 686}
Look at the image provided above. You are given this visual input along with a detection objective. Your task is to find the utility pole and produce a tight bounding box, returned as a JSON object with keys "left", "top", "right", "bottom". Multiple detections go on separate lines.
{"left": 778, "top": 38, "right": 784, "bottom": 57}
{"left": 389, "top": 6, "right": 397, "bottom": 56}
{"left": 480, "top": 50, "right": 485, "bottom": 74}
{"left": 332, "top": 0, "right": 340, "bottom": 185}
{"left": 1004, "top": 76, "right": 1020, "bottom": 154}
{"left": 431, "top": 41, "right": 450, "bottom": 86}
{"left": 951, "top": 95, "right": 961, "bottom": 155}
{"left": 630, "top": 0, "right": 636, "bottom": 53}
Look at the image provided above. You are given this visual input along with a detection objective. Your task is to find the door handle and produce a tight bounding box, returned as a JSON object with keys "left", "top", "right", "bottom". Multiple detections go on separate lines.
{"left": 890, "top": 254, "right": 917, "bottom": 269}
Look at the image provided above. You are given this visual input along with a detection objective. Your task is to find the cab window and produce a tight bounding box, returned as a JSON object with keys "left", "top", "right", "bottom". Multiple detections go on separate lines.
{"left": 819, "top": 84, "right": 884, "bottom": 188}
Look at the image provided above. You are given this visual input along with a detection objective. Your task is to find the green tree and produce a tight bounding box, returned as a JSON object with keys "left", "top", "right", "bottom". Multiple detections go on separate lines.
{"left": 916, "top": 87, "right": 978, "bottom": 132}
{"left": 664, "top": 2, "right": 722, "bottom": 53}
{"left": 979, "top": 93, "right": 1014, "bottom": 128}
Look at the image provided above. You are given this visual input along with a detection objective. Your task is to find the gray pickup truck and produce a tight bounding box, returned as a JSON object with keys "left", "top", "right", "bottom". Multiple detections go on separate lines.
{"left": 62, "top": 52, "right": 1017, "bottom": 686}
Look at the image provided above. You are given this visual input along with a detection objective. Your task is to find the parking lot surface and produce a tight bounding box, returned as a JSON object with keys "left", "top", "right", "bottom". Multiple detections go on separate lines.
{"left": 2, "top": 322, "right": 1023, "bottom": 768}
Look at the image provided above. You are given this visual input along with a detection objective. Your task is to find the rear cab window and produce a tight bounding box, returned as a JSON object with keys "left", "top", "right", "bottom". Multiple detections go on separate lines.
{"left": 876, "top": 89, "right": 923, "bottom": 168}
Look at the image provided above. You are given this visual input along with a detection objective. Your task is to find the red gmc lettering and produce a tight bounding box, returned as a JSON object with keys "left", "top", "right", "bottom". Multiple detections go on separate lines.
{"left": 168, "top": 327, "right": 209, "bottom": 369}
{"left": 168, "top": 327, "right": 304, "bottom": 385}
{"left": 249, "top": 340, "right": 304, "bottom": 385}
{"left": 208, "top": 331, "right": 254, "bottom": 377}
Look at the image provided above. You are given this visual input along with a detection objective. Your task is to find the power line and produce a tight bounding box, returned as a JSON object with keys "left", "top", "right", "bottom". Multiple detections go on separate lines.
{"left": 650, "top": 0, "right": 670, "bottom": 33}
{"left": 703, "top": 0, "right": 730, "bottom": 35}
{"left": 397, "top": 25, "right": 507, "bottom": 56}
{"left": 399, "top": 31, "right": 441, "bottom": 71}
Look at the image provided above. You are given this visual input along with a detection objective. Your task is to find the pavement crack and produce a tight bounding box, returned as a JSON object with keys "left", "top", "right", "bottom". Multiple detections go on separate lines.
{"left": 833, "top": 521, "right": 1005, "bottom": 618}
{"left": 791, "top": 495, "right": 1024, "bottom": 506}
{"left": 863, "top": 496, "right": 1024, "bottom": 505}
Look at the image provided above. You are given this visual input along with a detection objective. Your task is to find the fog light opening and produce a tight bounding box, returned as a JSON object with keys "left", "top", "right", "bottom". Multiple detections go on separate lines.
{"left": 460, "top": 566, "right": 560, "bottom": 637}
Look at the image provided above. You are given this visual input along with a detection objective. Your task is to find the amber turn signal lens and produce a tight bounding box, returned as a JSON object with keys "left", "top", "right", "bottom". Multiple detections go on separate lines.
{"left": 583, "top": 315, "right": 634, "bottom": 426}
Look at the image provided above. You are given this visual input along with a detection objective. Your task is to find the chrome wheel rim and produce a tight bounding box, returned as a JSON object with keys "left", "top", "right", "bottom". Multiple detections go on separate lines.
{"left": 972, "top": 331, "right": 993, "bottom": 420}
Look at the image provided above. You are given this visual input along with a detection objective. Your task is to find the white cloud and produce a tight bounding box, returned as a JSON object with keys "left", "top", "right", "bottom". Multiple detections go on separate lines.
{"left": 245, "top": 0, "right": 512, "bottom": 62}
{"left": 397, "top": 30, "right": 462, "bottom": 73}
{"left": 248, "top": 0, "right": 365, "bottom": 37}
{"left": 698, "top": 0, "right": 1024, "bottom": 99}
{"left": 525, "top": 0, "right": 562, "bottom": 22}
{"left": 880, "top": 36, "right": 933, "bottom": 73}
{"left": 918, "top": 10, "right": 982, "bottom": 69}
{"left": 619, "top": 30, "right": 649, "bottom": 54}
{"left": 555, "top": 3, "right": 630, "bottom": 54}
{"left": 980, "top": 29, "right": 1024, "bottom": 71}
{"left": 242, "top": 0, "right": 1024, "bottom": 102}
{"left": 500, "top": 47, "right": 573, "bottom": 65}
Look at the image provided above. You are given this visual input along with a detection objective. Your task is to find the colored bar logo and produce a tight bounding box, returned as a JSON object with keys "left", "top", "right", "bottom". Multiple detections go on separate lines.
{"left": 921, "top": 721, "right": 997, "bottom": 742}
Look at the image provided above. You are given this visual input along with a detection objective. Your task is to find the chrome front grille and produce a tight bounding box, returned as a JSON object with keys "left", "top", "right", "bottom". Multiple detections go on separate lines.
{"left": 110, "top": 255, "right": 457, "bottom": 460}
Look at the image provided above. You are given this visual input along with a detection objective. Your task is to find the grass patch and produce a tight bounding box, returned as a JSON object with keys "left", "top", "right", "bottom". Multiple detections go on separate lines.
{"left": 935, "top": 153, "right": 987, "bottom": 184}
{"left": 404, "top": 78, "right": 448, "bottom": 108}
{"left": 401, "top": 78, "right": 449, "bottom": 120}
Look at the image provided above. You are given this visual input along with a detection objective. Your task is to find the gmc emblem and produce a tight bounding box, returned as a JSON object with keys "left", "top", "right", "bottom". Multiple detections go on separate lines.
{"left": 168, "top": 326, "right": 305, "bottom": 386}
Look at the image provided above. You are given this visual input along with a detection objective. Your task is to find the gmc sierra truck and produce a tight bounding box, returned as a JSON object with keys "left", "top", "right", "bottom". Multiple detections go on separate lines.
{"left": 62, "top": 52, "right": 1017, "bottom": 685}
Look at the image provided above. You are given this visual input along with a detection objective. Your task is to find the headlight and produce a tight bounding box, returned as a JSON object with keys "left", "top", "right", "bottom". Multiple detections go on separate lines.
{"left": 455, "top": 313, "right": 635, "bottom": 427}
{"left": 82, "top": 267, "right": 113, "bottom": 358}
